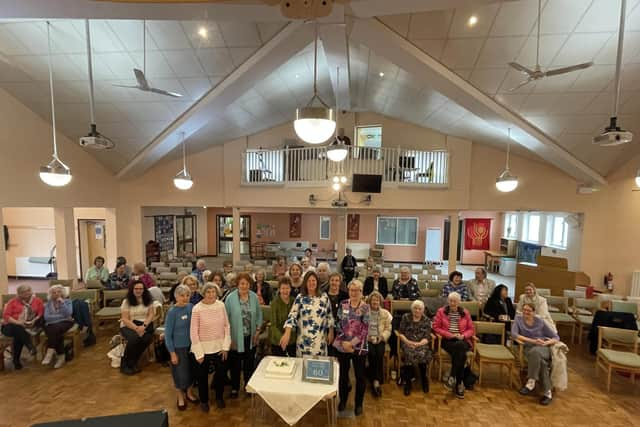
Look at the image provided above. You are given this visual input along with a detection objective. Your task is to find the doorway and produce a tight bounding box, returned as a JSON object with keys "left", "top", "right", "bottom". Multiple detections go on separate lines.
{"left": 442, "top": 219, "right": 462, "bottom": 262}
{"left": 217, "top": 215, "right": 251, "bottom": 255}
{"left": 425, "top": 228, "right": 442, "bottom": 263}
{"left": 77, "top": 219, "right": 106, "bottom": 279}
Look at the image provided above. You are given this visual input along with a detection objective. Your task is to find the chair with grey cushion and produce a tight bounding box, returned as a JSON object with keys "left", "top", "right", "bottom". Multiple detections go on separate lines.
{"left": 573, "top": 297, "right": 599, "bottom": 345}
{"left": 546, "top": 296, "right": 576, "bottom": 343}
{"left": 474, "top": 321, "right": 515, "bottom": 387}
{"left": 595, "top": 326, "right": 640, "bottom": 392}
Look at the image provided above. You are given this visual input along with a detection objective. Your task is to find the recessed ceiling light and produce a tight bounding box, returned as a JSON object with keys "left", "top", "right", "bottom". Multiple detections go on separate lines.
{"left": 379, "top": 72, "right": 385, "bottom": 78}
{"left": 468, "top": 15, "right": 478, "bottom": 27}
{"left": 295, "top": 74, "right": 300, "bottom": 79}
{"left": 197, "top": 26, "right": 208, "bottom": 39}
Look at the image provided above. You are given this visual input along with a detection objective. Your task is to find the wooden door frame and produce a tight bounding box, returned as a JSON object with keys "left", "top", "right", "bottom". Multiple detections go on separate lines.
{"left": 77, "top": 218, "right": 106, "bottom": 280}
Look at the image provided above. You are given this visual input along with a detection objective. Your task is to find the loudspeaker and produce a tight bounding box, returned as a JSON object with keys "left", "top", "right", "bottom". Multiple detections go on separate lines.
{"left": 32, "top": 410, "right": 168, "bottom": 427}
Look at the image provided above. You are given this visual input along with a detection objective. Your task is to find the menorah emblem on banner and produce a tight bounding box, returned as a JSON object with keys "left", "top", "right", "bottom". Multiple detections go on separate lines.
{"left": 467, "top": 222, "right": 489, "bottom": 247}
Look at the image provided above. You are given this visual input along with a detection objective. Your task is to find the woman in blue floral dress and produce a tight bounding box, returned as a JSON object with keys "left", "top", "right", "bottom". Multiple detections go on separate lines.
{"left": 280, "top": 272, "right": 334, "bottom": 357}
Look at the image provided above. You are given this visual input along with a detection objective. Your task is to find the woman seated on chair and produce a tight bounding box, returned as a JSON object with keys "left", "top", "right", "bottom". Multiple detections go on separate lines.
{"left": 224, "top": 273, "right": 262, "bottom": 399}
{"left": 391, "top": 266, "right": 420, "bottom": 301}
{"left": 270, "top": 277, "right": 296, "bottom": 357}
{"left": 511, "top": 303, "right": 559, "bottom": 406}
{"left": 484, "top": 284, "right": 515, "bottom": 324}
{"left": 108, "top": 261, "right": 130, "bottom": 290}
{"left": 271, "top": 256, "right": 287, "bottom": 280}
{"left": 364, "top": 256, "right": 376, "bottom": 278}
{"left": 516, "top": 283, "right": 556, "bottom": 331}
{"left": 364, "top": 268, "right": 388, "bottom": 299}
{"left": 164, "top": 284, "right": 199, "bottom": 411}
{"left": 441, "top": 271, "right": 471, "bottom": 301}
{"left": 182, "top": 275, "right": 203, "bottom": 306}
{"left": 1, "top": 284, "right": 43, "bottom": 370}
{"left": 366, "top": 291, "right": 392, "bottom": 397}
{"left": 129, "top": 262, "right": 156, "bottom": 289}
{"left": 398, "top": 299, "right": 432, "bottom": 396}
{"left": 433, "top": 292, "right": 475, "bottom": 399}
{"left": 42, "top": 285, "right": 74, "bottom": 369}
{"left": 119, "top": 280, "right": 156, "bottom": 375}
{"left": 333, "top": 280, "right": 370, "bottom": 416}
{"left": 85, "top": 256, "right": 109, "bottom": 285}
{"left": 251, "top": 269, "right": 272, "bottom": 305}
{"left": 190, "top": 283, "right": 230, "bottom": 412}
{"left": 301, "top": 257, "right": 315, "bottom": 276}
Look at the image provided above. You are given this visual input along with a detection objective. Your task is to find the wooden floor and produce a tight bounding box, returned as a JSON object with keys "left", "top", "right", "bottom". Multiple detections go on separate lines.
{"left": 1, "top": 327, "right": 639, "bottom": 427}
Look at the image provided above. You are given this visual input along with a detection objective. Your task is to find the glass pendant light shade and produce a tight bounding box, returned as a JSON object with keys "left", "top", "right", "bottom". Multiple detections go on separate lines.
{"left": 39, "top": 156, "right": 72, "bottom": 187}
{"left": 294, "top": 106, "right": 336, "bottom": 144}
{"left": 173, "top": 169, "right": 193, "bottom": 190}
{"left": 327, "top": 139, "right": 348, "bottom": 162}
{"left": 635, "top": 169, "right": 640, "bottom": 187}
{"left": 495, "top": 169, "right": 519, "bottom": 192}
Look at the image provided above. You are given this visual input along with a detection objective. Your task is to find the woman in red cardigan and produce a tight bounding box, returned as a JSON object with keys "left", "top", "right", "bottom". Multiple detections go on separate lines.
{"left": 1, "top": 285, "right": 44, "bottom": 370}
{"left": 432, "top": 291, "right": 474, "bottom": 399}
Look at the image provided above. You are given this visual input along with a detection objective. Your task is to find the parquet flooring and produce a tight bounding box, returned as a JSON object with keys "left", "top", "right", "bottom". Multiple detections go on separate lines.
{"left": 1, "top": 327, "right": 639, "bottom": 427}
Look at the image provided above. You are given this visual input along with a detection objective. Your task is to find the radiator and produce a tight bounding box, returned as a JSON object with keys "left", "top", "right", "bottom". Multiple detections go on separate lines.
{"left": 631, "top": 271, "right": 640, "bottom": 297}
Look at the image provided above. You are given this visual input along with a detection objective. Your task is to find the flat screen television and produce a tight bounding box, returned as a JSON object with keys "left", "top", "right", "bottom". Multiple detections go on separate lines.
{"left": 351, "top": 174, "right": 382, "bottom": 193}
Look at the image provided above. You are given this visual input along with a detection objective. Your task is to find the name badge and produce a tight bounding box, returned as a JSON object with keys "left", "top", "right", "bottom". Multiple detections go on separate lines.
{"left": 343, "top": 309, "right": 350, "bottom": 314}
{"left": 181, "top": 315, "right": 188, "bottom": 320}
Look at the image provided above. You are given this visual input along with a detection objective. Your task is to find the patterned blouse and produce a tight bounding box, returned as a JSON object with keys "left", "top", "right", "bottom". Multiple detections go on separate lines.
{"left": 392, "top": 278, "right": 421, "bottom": 301}
{"left": 285, "top": 293, "right": 335, "bottom": 357}
{"left": 441, "top": 282, "right": 471, "bottom": 301}
{"left": 333, "top": 300, "right": 370, "bottom": 355}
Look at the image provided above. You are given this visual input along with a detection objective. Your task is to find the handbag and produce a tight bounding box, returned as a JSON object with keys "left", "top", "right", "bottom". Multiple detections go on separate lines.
{"left": 154, "top": 340, "right": 170, "bottom": 365}
{"left": 463, "top": 365, "right": 478, "bottom": 389}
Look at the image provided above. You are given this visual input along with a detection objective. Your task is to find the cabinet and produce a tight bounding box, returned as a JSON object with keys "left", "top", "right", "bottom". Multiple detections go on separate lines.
{"left": 500, "top": 238, "right": 517, "bottom": 256}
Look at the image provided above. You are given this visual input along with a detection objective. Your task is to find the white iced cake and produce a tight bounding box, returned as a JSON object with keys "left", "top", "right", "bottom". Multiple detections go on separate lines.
{"left": 265, "top": 357, "right": 296, "bottom": 379}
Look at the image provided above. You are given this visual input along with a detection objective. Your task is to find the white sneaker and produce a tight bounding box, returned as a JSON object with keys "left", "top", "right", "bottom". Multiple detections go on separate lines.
{"left": 42, "top": 349, "right": 55, "bottom": 365}
{"left": 526, "top": 378, "right": 536, "bottom": 391}
{"left": 53, "top": 354, "right": 65, "bottom": 369}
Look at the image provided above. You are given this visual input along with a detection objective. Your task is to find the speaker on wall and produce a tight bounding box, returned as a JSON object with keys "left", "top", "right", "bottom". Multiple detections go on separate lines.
{"left": 32, "top": 410, "right": 168, "bottom": 427}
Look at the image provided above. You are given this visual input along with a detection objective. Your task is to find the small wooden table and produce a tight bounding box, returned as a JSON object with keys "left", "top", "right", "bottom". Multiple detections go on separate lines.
{"left": 484, "top": 251, "right": 509, "bottom": 273}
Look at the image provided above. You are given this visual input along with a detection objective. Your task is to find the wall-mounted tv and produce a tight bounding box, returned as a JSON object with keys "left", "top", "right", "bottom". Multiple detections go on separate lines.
{"left": 351, "top": 174, "right": 382, "bottom": 193}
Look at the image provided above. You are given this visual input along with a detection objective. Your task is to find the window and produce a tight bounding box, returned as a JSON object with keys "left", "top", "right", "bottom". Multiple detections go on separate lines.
{"left": 319, "top": 216, "right": 331, "bottom": 240}
{"left": 548, "top": 215, "right": 568, "bottom": 248}
{"left": 355, "top": 125, "right": 382, "bottom": 148}
{"left": 525, "top": 214, "right": 541, "bottom": 243}
{"left": 503, "top": 213, "right": 518, "bottom": 239}
{"left": 376, "top": 217, "right": 418, "bottom": 245}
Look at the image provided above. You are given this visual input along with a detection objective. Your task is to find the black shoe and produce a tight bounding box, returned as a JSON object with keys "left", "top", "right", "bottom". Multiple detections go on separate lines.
{"left": 403, "top": 382, "right": 411, "bottom": 396}
{"left": 455, "top": 383, "right": 465, "bottom": 399}
{"left": 354, "top": 406, "right": 363, "bottom": 416}
{"left": 373, "top": 386, "right": 382, "bottom": 397}
{"left": 338, "top": 401, "right": 346, "bottom": 412}
{"left": 422, "top": 378, "right": 429, "bottom": 393}
{"left": 13, "top": 360, "right": 22, "bottom": 370}
{"left": 177, "top": 398, "right": 187, "bottom": 411}
{"left": 540, "top": 395, "right": 552, "bottom": 406}
{"left": 83, "top": 334, "right": 96, "bottom": 347}
{"left": 216, "top": 399, "right": 226, "bottom": 409}
{"left": 230, "top": 390, "right": 239, "bottom": 399}
{"left": 519, "top": 386, "right": 532, "bottom": 396}
{"left": 200, "top": 403, "right": 210, "bottom": 413}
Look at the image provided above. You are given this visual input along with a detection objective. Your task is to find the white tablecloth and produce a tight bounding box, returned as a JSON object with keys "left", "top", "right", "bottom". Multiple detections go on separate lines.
{"left": 246, "top": 356, "right": 338, "bottom": 426}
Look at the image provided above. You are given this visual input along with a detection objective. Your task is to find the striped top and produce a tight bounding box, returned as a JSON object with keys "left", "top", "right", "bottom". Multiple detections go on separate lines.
{"left": 190, "top": 300, "right": 231, "bottom": 360}
{"left": 448, "top": 311, "right": 461, "bottom": 334}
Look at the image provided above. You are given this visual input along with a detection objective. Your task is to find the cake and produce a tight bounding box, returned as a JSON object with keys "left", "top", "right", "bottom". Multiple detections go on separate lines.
{"left": 265, "top": 357, "right": 296, "bottom": 379}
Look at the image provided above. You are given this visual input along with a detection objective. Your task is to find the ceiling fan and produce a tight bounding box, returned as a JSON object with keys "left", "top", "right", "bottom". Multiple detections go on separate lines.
{"left": 95, "top": 0, "right": 351, "bottom": 19}
{"left": 113, "top": 20, "right": 183, "bottom": 98}
{"left": 508, "top": 0, "right": 593, "bottom": 91}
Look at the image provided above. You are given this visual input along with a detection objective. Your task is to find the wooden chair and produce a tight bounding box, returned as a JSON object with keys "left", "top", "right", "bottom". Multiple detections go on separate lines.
{"left": 0, "top": 307, "right": 12, "bottom": 371}
{"left": 546, "top": 296, "right": 576, "bottom": 343}
{"left": 428, "top": 280, "right": 447, "bottom": 292}
{"left": 474, "top": 321, "right": 515, "bottom": 387}
{"left": 393, "top": 330, "right": 434, "bottom": 381}
{"left": 611, "top": 300, "right": 638, "bottom": 316}
{"left": 536, "top": 288, "right": 551, "bottom": 297}
{"left": 573, "top": 297, "right": 599, "bottom": 345}
{"left": 85, "top": 279, "right": 103, "bottom": 290}
{"left": 39, "top": 324, "right": 82, "bottom": 362}
{"left": 420, "top": 289, "right": 440, "bottom": 298}
{"left": 49, "top": 279, "right": 73, "bottom": 288}
{"left": 435, "top": 334, "right": 476, "bottom": 382}
{"left": 70, "top": 289, "right": 100, "bottom": 324}
{"left": 563, "top": 289, "right": 586, "bottom": 313}
{"left": 595, "top": 326, "right": 640, "bottom": 392}
{"left": 460, "top": 301, "right": 481, "bottom": 320}
{"left": 155, "top": 266, "right": 171, "bottom": 274}
{"left": 596, "top": 294, "right": 625, "bottom": 310}
{"left": 102, "top": 289, "right": 128, "bottom": 307}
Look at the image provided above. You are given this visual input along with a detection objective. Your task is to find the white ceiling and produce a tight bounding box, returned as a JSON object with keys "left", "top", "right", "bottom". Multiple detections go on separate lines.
{"left": 0, "top": 0, "right": 638, "bottom": 181}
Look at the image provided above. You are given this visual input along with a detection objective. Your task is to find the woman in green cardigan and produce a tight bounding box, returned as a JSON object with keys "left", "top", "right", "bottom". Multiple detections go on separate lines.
{"left": 270, "top": 276, "right": 296, "bottom": 356}
{"left": 224, "top": 272, "right": 263, "bottom": 398}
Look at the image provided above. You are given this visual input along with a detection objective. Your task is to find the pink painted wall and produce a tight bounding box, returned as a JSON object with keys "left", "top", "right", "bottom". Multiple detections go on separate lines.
{"left": 459, "top": 211, "right": 504, "bottom": 265}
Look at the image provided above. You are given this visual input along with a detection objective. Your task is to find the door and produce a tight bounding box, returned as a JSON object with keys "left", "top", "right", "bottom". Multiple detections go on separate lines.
{"left": 78, "top": 219, "right": 106, "bottom": 279}
{"left": 217, "top": 215, "right": 251, "bottom": 255}
{"left": 442, "top": 219, "right": 462, "bottom": 262}
{"left": 176, "top": 215, "right": 196, "bottom": 257}
{"left": 425, "top": 228, "right": 442, "bottom": 263}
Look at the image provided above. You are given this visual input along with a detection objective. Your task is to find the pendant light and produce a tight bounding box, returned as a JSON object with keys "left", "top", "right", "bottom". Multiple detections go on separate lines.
{"left": 635, "top": 169, "right": 640, "bottom": 187}
{"left": 327, "top": 66, "right": 348, "bottom": 162}
{"left": 39, "top": 21, "right": 72, "bottom": 187}
{"left": 294, "top": 23, "right": 336, "bottom": 144}
{"left": 173, "top": 132, "right": 193, "bottom": 190}
{"left": 496, "top": 128, "right": 518, "bottom": 193}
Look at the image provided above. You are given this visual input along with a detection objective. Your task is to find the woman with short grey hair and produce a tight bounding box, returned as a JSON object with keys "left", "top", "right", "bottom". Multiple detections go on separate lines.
{"left": 42, "top": 285, "right": 74, "bottom": 368}
{"left": 391, "top": 266, "right": 420, "bottom": 301}
{"left": 164, "top": 284, "right": 199, "bottom": 410}
{"left": 398, "top": 298, "right": 432, "bottom": 395}
{"left": 1, "top": 284, "right": 44, "bottom": 370}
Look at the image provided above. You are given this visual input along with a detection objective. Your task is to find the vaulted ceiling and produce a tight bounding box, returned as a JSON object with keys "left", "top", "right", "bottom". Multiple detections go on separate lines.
{"left": 0, "top": 0, "right": 639, "bottom": 184}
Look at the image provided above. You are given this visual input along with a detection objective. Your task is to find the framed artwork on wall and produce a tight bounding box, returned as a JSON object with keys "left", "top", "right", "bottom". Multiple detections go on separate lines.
{"left": 289, "top": 213, "right": 301, "bottom": 238}
{"left": 347, "top": 214, "right": 360, "bottom": 240}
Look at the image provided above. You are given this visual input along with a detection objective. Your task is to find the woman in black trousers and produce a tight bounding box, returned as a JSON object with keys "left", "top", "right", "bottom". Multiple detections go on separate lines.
{"left": 119, "top": 281, "right": 156, "bottom": 375}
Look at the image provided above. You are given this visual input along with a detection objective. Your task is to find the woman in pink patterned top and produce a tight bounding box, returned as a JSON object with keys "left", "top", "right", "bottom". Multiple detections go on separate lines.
{"left": 333, "top": 279, "right": 370, "bottom": 416}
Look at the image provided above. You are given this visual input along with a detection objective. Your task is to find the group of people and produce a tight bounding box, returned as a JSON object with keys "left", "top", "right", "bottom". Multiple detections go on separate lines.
{"left": 1, "top": 284, "right": 95, "bottom": 370}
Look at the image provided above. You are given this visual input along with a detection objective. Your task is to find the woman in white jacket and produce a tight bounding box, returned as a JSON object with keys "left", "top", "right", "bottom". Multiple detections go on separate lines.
{"left": 366, "top": 291, "right": 392, "bottom": 397}
{"left": 516, "top": 283, "right": 556, "bottom": 332}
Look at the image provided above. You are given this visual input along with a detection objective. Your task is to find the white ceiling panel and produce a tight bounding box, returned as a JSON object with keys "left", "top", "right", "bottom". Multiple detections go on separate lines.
{"left": 548, "top": 92, "right": 598, "bottom": 114}
{"left": 539, "top": 0, "right": 591, "bottom": 34}
{"left": 197, "top": 48, "right": 235, "bottom": 76}
{"left": 530, "top": 71, "right": 581, "bottom": 93}
{"left": 594, "top": 31, "right": 640, "bottom": 65}
{"left": 574, "top": 0, "right": 640, "bottom": 33}
{"left": 217, "top": 22, "right": 262, "bottom": 47}
{"left": 179, "top": 77, "right": 212, "bottom": 101}
{"left": 568, "top": 65, "right": 615, "bottom": 92}
{"left": 514, "top": 34, "right": 568, "bottom": 68}
{"left": 146, "top": 21, "right": 192, "bottom": 50}
{"left": 257, "top": 22, "right": 286, "bottom": 44}
{"left": 520, "top": 93, "right": 559, "bottom": 115}
{"left": 441, "top": 38, "right": 484, "bottom": 68}
{"left": 107, "top": 20, "right": 158, "bottom": 52}
{"left": 378, "top": 15, "right": 411, "bottom": 38}
{"left": 447, "top": 4, "right": 500, "bottom": 39}
{"left": 75, "top": 20, "right": 123, "bottom": 53}
{"left": 181, "top": 21, "right": 226, "bottom": 49}
{"left": 412, "top": 39, "right": 446, "bottom": 60}
{"left": 93, "top": 52, "right": 137, "bottom": 79}
{"left": 163, "top": 49, "right": 205, "bottom": 78}
{"left": 469, "top": 68, "right": 508, "bottom": 95}
{"left": 475, "top": 37, "right": 527, "bottom": 68}
{"left": 551, "top": 33, "right": 611, "bottom": 66}
{"left": 523, "top": 114, "right": 566, "bottom": 138}
{"left": 490, "top": 0, "right": 539, "bottom": 37}
{"left": 407, "top": 10, "right": 453, "bottom": 39}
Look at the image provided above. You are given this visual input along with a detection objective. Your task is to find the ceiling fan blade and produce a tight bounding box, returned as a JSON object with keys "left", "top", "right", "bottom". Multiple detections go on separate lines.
{"left": 508, "top": 62, "right": 534, "bottom": 76}
{"left": 112, "top": 84, "right": 139, "bottom": 89}
{"left": 149, "top": 87, "right": 183, "bottom": 98}
{"left": 544, "top": 62, "right": 593, "bottom": 77}
{"left": 509, "top": 78, "right": 532, "bottom": 92}
{"left": 133, "top": 68, "right": 150, "bottom": 89}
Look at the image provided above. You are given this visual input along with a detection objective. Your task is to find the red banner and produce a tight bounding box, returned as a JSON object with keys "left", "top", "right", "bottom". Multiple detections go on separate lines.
{"left": 464, "top": 218, "right": 491, "bottom": 250}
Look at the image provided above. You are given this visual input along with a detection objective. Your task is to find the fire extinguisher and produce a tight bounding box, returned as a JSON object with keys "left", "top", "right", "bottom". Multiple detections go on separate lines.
{"left": 604, "top": 272, "right": 614, "bottom": 292}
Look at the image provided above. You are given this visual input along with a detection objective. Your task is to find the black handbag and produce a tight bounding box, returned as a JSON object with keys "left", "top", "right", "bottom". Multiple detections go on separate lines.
{"left": 463, "top": 365, "right": 478, "bottom": 389}
{"left": 154, "top": 341, "right": 170, "bottom": 364}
